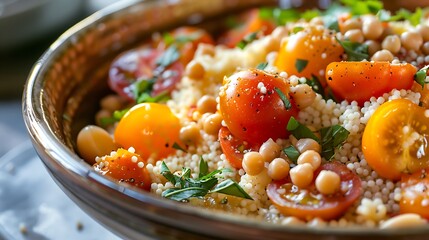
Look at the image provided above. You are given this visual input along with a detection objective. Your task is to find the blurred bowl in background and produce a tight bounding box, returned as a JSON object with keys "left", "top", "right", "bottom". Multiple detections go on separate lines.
{"left": 0, "top": 0, "right": 85, "bottom": 50}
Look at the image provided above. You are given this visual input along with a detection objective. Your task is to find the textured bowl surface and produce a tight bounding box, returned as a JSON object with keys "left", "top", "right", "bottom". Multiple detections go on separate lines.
{"left": 22, "top": 0, "right": 429, "bottom": 239}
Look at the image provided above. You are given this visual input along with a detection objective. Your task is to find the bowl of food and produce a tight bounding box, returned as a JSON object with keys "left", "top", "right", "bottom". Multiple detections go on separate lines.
{"left": 23, "top": 0, "right": 429, "bottom": 239}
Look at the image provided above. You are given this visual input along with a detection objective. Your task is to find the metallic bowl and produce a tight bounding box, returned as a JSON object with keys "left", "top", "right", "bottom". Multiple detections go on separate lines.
{"left": 22, "top": 0, "right": 429, "bottom": 239}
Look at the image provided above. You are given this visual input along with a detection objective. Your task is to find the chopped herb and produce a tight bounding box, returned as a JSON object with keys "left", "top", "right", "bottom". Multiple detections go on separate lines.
{"left": 283, "top": 145, "right": 300, "bottom": 163}
{"left": 414, "top": 65, "right": 429, "bottom": 89}
{"left": 286, "top": 117, "right": 319, "bottom": 141}
{"left": 295, "top": 59, "right": 308, "bottom": 73}
{"left": 237, "top": 32, "right": 258, "bottom": 49}
{"left": 341, "top": 0, "right": 383, "bottom": 16}
{"left": 136, "top": 91, "right": 170, "bottom": 104}
{"left": 156, "top": 45, "right": 180, "bottom": 68}
{"left": 326, "top": 19, "right": 340, "bottom": 32}
{"left": 259, "top": 7, "right": 300, "bottom": 25}
{"left": 172, "top": 142, "right": 187, "bottom": 152}
{"left": 336, "top": 37, "right": 368, "bottom": 61}
{"left": 132, "top": 77, "right": 155, "bottom": 100}
{"left": 212, "top": 179, "right": 252, "bottom": 199}
{"left": 379, "top": 8, "right": 422, "bottom": 26}
{"left": 99, "top": 108, "right": 129, "bottom": 126}
{"left": 161, "top": 159, "right": 252, "bottom": 201}
{"left": 162, "top": 33, "right": 175, "bottom": 46}
{"left": 274, "top": 87, "right": 292, "bottom": 110}
{"left": 292, "top": 26, "right": 304, "bottom": 34}
{"left": 301, "top": 9, "right": 321, "bottom": 21}
{"left": 303, "top": 75, "right": 324, "bottom": 98}
{"left": 320, "top": 125, "right": 350, "bottom": 160}
{"left": 256, "top": 62, "right": 268, "bottom": 70}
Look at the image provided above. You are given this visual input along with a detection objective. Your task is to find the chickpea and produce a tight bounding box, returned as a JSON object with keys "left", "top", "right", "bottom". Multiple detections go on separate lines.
{"left": 371, "top": 49, "right": 394, "bottom": 62}
{"left": 362, "top": 16, "right": 383, "bottom": 40}
{"left": 195, "top": 43, "right": 215, "bottom": 56}
{"left": 185, "top": 60, "right": 205, "bottom": 79}
{"left": 197, "top": 95, "right": 217, "bottom": 114}
{"left": 417, "top": 24, "right": 429, "bottom": 42}
{"left": 381, "top": 35, "right": 401, "bottom": 54}
{"left": 364, "top": 40, "right": 381, "bottom": 56}
{"left": 344, "top": 29, "right": 364, "bottom": 43}
{"left": 77, "top": 125, "right": 117, "bottom": 164}
{"left": 289, "top": 163, "right": 314, "bottom": 188}
{"left": 290, "top": 84, "right": 316, "bottom": 109}
{"left": 422, "top": 42, "right": 429, "bottom": 55}
{"left": 401, "top": 31, "right": 423, "bottom": 51}
{"left": 315, "top": 170, "right": 341, "bottom": 195}
{"left": 100, "top": 94, "right": 125, "bottom": 112}
{"left": 297, "top": 150, "right": 322, "bottom": 170}
{"left": 295, "top": 138, "right": 321, "bottom": 153}
{"left": 203, "top": 113, "right": 222, "bottom": 135}
{"left": 179, "top": 123, "right": 200, "bottom": 145}
{"left": 242, "top": 151, "right": 265, "bottom": 176}
{"left": 341, "top": 18, "right": 362, "bottom": 33}
{"left": 259, "top": 138, "right": 281, "bottom": 162}
{"left": 268, "top": 158, "right": 290, "bottom": 180}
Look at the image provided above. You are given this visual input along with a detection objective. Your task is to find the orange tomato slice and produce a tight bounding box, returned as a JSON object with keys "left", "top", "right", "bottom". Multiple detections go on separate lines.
{"left": 114, "top": 103, "right": 182, "bottom": 160}
{"left": 362, "top": 99, "right": 429, "bottom": 180}
{"left": 400, "top": 169, "right": 429, "bottom": 219}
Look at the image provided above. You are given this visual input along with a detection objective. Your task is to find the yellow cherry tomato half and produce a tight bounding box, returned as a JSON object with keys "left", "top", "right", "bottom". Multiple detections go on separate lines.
{"left": 274, "top": 25, "right": 344, "bottom": 87}
{"left": 114, "top": 103, "right": 182, "bottom": 160}
{"left": 362, "top": 99, "right": 429, "bottom": 180}
{"left": 400, "top": 168, "right": 429, "bottom": 219}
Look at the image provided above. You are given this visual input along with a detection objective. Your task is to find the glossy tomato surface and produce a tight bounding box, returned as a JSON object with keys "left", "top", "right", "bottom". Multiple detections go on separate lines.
{"left": 219, "top": 68, "right": 298, "bottom": 145}
{"left": 267, "top": 161, "right": 362, "bottom": 221}
{"left": 400, "top": 168, "right": 429, "bottom": 219}
{"left": 362, "top": 99, "right": 429, "bottom": 180}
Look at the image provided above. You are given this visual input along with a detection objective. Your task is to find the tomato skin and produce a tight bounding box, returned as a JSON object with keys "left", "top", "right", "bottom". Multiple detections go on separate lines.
{"left": 108, "top": 27, "right": 214, "bottom": 101}
{"left": 326, "top": 62, "right": 416, "bottom": 106}
{"left": 362, "top": 99, "right": 429, "bottom": 180}
{"left": 219, "top": 68, "right": 299, "bottom": 145}
{"left": 267, "top": 162, "right": 362, "bottom": 221}
{"left": 94, "top": 148, "right": 152, "bottom": 191}
{"left": 274, "top": 25, "right": 344, "bottom": 86}
{"left": 218, "top": 127, "right": 259, "bottom": 169}
{"left": 218, "top": 8, "right": 275, "bottom": 48}
{"left": 400, "top": 169, "right": 429, "bottom": 219}
{"left": 114, "top": 103, "right": 182, "bottom": 160}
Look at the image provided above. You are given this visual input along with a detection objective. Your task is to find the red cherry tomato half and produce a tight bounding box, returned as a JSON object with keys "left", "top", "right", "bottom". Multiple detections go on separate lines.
{"left": 219, "top": 126, "right": 259, "bottom": 169}
{"left": 219, "top": 68, "right": 299, "bottom": 145}
{"left": 267, "top": 161, "right": 362, "bottom": 221}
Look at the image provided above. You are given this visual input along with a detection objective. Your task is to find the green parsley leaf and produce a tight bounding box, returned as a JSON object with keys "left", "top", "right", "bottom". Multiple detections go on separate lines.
{"left": 303, "top": 75, "right": 324, "bottom": 98}
{"left": 162, "top": 32, "right": 175, "bottom": 46}
{"left": 287, "top": 117, "right": 319, "bottom": 141}
{"left": 414, "top": 65, "right": 429, "bottom": 88}
{"left": 136, "top": 91, "right": 170, "bottom": 104}
{"left": 378, "top": 8, "right": 422, "bottom": 26}
{"left": 292, "top": 26, "right": 304, "bottom": 34}
{"left": 99, "top": 108, "right": 129, "bottom": 127}
{"left": 156, "top": 45, "right": 180, "bottom": 68}
{"left": 336, "top": 37, "right": 368, "bottom": 61}
{"left": 341, "top": 0, "right": 383, "bottom": 16}
{"left": 274, "top": 87, "right": 292, "bottom": 110}
{"left": 295, "top": 59, "right": 308, "bottom": 73}
{"left": 256, "top": 62, "right": 268, "bottom": 70}
{"left": 301, "top": 9, "right": 321, "bottom": 21}
{"left": 212, "top": 179, "right": 253, "bottom": 200}
{"left": 259, "top": 7, "right": 300, "bottom": 25}
{"left": 283, "top": 145, "right": 300, "bottom": 163}
{"left": 162, "top": 187, "right": 209, "bottom": 201}
{"left": 172, "top": 142, "right": 187, "bottom": 152}
{"left": 320, "top": 125, "right": 350, "bottom": 160}
{"left": 237, "top": 32, "right": 258, "bottom": 49}
{"left": 198, "top": 156, "right": 208, "bottom": 178}
{"left": 161, "top": 159, "right": 252, "bottom": 201}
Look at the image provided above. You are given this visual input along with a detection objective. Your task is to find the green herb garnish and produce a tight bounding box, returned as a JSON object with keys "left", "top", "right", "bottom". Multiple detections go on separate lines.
{"left": 320, "top": 125, "right": 350, "bottom": 160}
{"left": 287, "top": 117, "right": 319, "bottom": 141}
{"left": 259, "top": 8, "right": 300, "bottom": 25}
{"left": 341, "top": 0, "right": 383, "bottom": 16}
{"left": 237, "top": 32, "right": 258, "bottom": 49}
{"left": 336, "top": 37, "right": 368, "bottom": 61}
{"left": 378, "top": 8, "right": 422, "bottom": 26}
{"left": 136, "top": 91, "right": 170, "bottom": 104}
{"left": 303, "top": 75, "right": 324, "bottom": 98}
{"left": 283, "top": 145, "right": 300, "bottom": 163}
{"left": 156, "top": 45, "right": 180, "bottom": 68}
{"left": 301, "top": 9, "right": 321, "bottom": 21}
{"left": 295, "top": 59, "right": 308, "bottom": 73}
{"left": 274, "top": 87, "right": 292, "bottom": 110}
{"left": 161, "top": 158, "right": 253, "bottom": 201}
{"left": 172, "top": 142, "right": 187, "bottom": 153}
{"left": 99, "top": 108, "right": 129, "bottom": 126}
{"left": 256, "top": 62, "right": 268, "bottom": 70}
{"left": 415, "top": 65, "right": 429, "bottom": 89}
{"left": 292, "top": 26, "right": 304, "bottom": 34}
{"left": 285, "top": 117, "right": 349, "bottom": 161}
